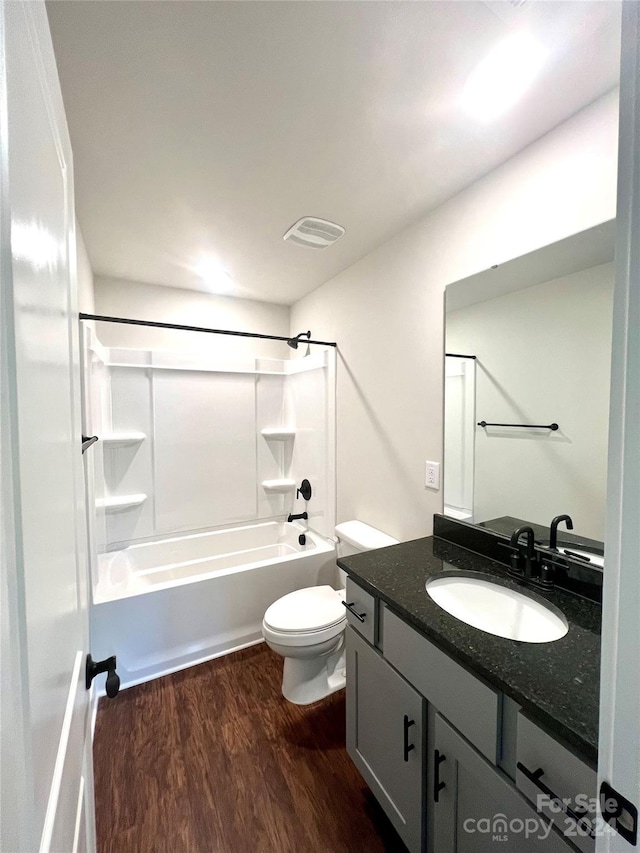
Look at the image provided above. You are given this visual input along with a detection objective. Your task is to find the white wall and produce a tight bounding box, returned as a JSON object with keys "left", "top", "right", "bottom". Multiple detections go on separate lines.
{"left": 94, "top": 275, "right": 290, "bottom": 360}
{"left": 447, "top": 263, "right": 614, "bottom": 541}
{"left": 76, "top": 221, "right": 95, "bottom": 313}
{"left": 291, "top": 90, "right": 619, "bottom": 542}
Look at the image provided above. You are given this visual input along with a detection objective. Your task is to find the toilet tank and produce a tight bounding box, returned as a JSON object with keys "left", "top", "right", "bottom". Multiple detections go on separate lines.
{"left": 335, "top": 520, "right": 399, "bottom": 588}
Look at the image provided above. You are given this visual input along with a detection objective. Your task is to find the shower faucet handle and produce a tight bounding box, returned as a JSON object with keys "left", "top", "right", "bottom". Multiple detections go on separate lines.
{"left": 296, "top": 479, "right": 312, "bottom": 501}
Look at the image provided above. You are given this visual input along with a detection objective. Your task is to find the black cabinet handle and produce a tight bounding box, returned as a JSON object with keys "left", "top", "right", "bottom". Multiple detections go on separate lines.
{"left": 517, "top": 762, "right": 595, "bottom": 838}
{"left": 434, "top": 749, "right": 446, "bottom": 802}
{"left": 403, "top": 715, "right": 415, "bottom": 762}
{"left": 341, "top": 601, "right": 366, "bottom": 622}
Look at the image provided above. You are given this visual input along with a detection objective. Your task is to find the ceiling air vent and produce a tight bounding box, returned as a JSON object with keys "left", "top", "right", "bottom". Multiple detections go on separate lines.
{"left": 283, "top": 217, "right": 345, "bottom": 249}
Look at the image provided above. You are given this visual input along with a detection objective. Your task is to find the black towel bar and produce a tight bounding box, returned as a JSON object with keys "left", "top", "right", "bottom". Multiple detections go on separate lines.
{"left": 478, "top": 421, "right": 559, "bottom": 431}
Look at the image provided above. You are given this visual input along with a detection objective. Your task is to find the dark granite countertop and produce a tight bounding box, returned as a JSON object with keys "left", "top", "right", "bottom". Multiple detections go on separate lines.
{"left": 338, "top": 536, "right": 601, "bottom": 765}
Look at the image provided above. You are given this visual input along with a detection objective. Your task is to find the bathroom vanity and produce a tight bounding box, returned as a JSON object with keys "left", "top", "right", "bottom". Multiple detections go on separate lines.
{"left": 338, "top": 530, "right": 601, "bottom": 853}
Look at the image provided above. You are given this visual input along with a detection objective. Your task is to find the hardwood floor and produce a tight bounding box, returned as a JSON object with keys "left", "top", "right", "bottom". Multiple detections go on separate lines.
{"left": 94, "top": 643, "right": 408, "bottom": 853}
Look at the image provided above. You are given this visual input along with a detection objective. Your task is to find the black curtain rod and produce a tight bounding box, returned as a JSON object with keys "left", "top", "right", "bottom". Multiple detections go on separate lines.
{"left": 445, "top": 352, "right": 477, "bottom": 359}
{"left": 79, "top": 313, "right": 337, "bottom": 348}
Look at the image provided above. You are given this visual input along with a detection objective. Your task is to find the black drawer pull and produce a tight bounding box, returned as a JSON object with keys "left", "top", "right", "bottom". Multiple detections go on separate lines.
{"left": 517, "top": 762, "right": 595, "bottom": 838}
{"left": 434, "top": 749, "right": 446, "bottom": 802}
{"left": 403, "top": 715, "right": 415, "bottom": 762}
{"left": 341, "top": 601, "right": 366, "bottom": 622}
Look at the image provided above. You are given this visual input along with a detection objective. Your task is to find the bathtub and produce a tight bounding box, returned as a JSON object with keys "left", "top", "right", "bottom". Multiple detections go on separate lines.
{"left": 90, "top": 521, "right": 337, "bottom": 690}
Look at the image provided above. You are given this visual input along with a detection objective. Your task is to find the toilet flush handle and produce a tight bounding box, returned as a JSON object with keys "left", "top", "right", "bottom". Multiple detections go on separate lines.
{"left": 342, "top": 601, "right": 366, "bottom": 622}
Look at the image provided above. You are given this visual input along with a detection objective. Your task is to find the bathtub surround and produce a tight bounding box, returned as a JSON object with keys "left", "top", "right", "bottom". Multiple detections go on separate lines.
{"left": 83, "top": 327, "right": 336, "bottom": 688}
{"left": 83, "top": 329, "right": 336, "bottom": 550}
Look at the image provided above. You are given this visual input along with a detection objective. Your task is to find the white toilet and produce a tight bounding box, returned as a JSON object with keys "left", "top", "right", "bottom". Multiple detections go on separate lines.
{"left": 262, "top": 520, "right": 399, "bottom": 705}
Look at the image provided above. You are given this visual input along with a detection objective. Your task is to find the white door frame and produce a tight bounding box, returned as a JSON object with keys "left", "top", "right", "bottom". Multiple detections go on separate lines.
{"left": 0, "top": 2, "right": 96, "bottom": 850}
{"left": 597, "top": 2, "right": 640, "bottom": 850}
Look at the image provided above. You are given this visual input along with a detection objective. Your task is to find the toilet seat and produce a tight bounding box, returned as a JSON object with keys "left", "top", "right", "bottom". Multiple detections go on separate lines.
{"left": 263, "top": 585, "right": 345, "bottom": 633}
{"left": 263, "top": 585, "right": 346, "bottom": 648}
{"left": 262, "top": 619, "right": 345, "bottom": 648}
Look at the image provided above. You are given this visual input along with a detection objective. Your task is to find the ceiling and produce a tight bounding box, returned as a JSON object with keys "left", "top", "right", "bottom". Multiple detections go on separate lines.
{"left": 46, "top": 1, "right": 621, "bottom": 306}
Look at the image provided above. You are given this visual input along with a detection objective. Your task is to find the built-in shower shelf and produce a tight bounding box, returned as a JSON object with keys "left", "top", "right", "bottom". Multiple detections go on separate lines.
{"left": 96, "top": 493, "right": 147, "bottom": 512}
{"left": 102, "top": 432, "right": 146, "bottom": 447}
{"left": 260, "top": 428, "right": 296, "bottom": 440}
{"left": 261, "top": 479, "right": 296, "bottom": 492}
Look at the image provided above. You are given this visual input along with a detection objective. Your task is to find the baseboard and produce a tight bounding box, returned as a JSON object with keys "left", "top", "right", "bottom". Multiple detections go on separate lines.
{"left": 90, "top": 688, "right": 99, "bottom": 743}
{"left": 94, "top": 637, "right": 266, "bottom": 697}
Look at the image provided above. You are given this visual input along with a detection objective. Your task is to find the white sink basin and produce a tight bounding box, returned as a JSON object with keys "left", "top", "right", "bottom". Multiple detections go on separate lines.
{"left": 426, "top": 574, "right": 569, "bottom": 643}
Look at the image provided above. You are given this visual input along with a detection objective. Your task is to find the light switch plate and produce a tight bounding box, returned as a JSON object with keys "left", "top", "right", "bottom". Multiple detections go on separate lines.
{"left": 426, "top": 461, "right": 440, "bottom": 490}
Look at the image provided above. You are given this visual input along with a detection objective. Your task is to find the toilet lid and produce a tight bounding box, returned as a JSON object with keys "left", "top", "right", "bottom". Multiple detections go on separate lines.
{"left": 264, "top": 586, "right": 346, "bottom": 633}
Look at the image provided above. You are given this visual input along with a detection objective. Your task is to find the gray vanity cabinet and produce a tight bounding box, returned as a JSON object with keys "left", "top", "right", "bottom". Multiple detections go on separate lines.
{"left": 346, "top": 626, "right": 425, "bottom": 853}
{"left": 344, "top": 577, "right": 584, "bottom": 853}
{"left": 433, "top": 714, "right": 573, "bottom": 853}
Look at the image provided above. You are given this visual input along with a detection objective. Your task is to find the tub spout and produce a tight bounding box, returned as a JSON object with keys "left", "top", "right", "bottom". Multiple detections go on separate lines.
{"left": 287, "top": 512, "right": 308, "bottom": 523}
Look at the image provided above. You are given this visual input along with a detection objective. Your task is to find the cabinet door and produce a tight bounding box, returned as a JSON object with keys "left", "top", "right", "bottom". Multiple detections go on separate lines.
{"left": 516, "top": 713, "right": 596, "bottom": 853}
{"left": 344, "top": 576, "right": 377, "bottom": 645}
{"left": 432, "top": 714, "right": 573, "bottom": 853}
{"left": 346, "top": 627, "right": 424, "bottom": 853}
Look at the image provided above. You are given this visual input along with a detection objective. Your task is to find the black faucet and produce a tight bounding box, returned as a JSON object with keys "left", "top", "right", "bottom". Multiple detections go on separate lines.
{"left": 508, "top": 526, "right": 540, "bottom": 582}
{"left": 536, "top": 514, "right": 574, "bottom": 590}
{"left": 549, "top": 514, "right": 574, "bottom": 550}
{"left": 287, "top": 512, "right": 308, "bottom": 523}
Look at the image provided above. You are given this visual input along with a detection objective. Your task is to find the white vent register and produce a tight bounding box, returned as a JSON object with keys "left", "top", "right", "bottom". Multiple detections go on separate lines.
{"left": 283, "top": 217, "right": 345, "bottom": 249}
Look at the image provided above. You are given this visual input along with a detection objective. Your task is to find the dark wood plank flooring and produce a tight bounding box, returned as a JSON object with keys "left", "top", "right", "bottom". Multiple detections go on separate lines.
{"left": 94, "top": 643, "right": 408, "bottom": 853}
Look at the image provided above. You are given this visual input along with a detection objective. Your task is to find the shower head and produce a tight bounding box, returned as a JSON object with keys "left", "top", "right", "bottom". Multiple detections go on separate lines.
{"left": 287, "top": 331, "right": 311, "bottom": 349}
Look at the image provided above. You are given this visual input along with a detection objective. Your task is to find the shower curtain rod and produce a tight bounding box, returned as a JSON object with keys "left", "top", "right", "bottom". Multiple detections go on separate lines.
{"left": 79, "top": 313, "right": 337, "bottom": 348}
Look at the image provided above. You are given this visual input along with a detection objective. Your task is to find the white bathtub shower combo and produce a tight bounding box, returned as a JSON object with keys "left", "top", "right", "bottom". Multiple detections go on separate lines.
{"left": 83, "top": 326, "right": 337, "bottom": 689}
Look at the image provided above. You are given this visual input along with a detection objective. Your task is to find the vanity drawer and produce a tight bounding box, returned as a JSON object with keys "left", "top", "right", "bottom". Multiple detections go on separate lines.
{"left": 382, "top": 607, "right": 500, "bottom": 763}
{"left": 343, "top": 577, "right": 376, "bottom": 645}
{"left": 516, "top": 713, "right": 596, "bottom": 853}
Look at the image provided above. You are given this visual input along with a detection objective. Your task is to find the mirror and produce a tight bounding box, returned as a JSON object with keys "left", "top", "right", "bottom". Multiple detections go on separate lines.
{"left": 444, "top": 220, "right": 615, "bottom": 561}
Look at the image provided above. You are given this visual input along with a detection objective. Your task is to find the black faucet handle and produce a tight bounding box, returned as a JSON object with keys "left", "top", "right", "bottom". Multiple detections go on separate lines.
{"left": 296, "top": 479, "right": 312, "bottom": 502}
{"left": 497, "top": 540, "right": 524, "bottom": 577}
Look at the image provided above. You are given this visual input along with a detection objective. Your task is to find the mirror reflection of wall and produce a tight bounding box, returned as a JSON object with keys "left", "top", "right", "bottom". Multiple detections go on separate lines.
{"left": 443, "top": 356, "right": 476, "bottom": 522}
{"left": 444, "top": 221, "right": 614, "bottom": 545}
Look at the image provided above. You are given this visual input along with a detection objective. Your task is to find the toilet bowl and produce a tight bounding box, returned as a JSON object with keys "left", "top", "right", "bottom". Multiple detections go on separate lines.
{"left": 262, "top": 520, "right": 399, "bottom": 705}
